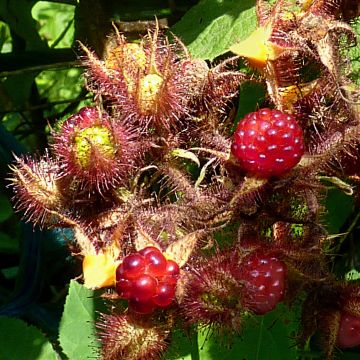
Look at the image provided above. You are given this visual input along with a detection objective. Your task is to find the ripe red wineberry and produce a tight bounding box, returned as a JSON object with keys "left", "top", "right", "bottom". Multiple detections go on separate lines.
{"left": 165, "top": 260, "right": 180, "bottom": 276}
{"left": 231, "top": 108, "right": 304, "bottom": 178}
{"left": 131, "top": 274, "right": 158, "bottom": 301}
{"left": 139, "top": 246, "right": 162, "bottom": 256}
{"left": 115, "top": 247, "right": 180, "bottom": 314}
{"left": 120, "top": 253, "right": 146, "bottom": 279}
{"left": 241, "top": 253, "right": 287, "bottom": 315}
{"left": 154, "top": 282, "right": 176, "bottom": 307}
{"left": 337, "top": 312, "right": 360, "bottom": 348}
{"left": 144, "top": 250, "right": 167, "bottom": 277}
{"left": 129, "top": 298, "right": 156, "bottom": 315}
{"left": 115, "top": 278, "right": 132, "bottom": 299}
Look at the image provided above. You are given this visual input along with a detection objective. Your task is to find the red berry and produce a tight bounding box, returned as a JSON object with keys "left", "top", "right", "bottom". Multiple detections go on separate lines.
{"left": 154, "top": 282, "right": 176, "bottom": 307}
{"left": 160, "top": 260, "right": 180, "bottom": 285}
{"left": 115, "top": 248, "right": 180, "bottom": 313}
{"left": 129, "top": 298, "right": 156, "bottom": 314}
{"left": 241, "top": 253, "right": 286, "bottom": 315}
{"left": 139, "top": 246, "right": 162, "bottom": 256}
{"left": 144, "top": 250, "right": 167, "bottom": 277}
{"left": 337, "top": 312, "right": 360, "bottom": 348}
{"left": 115, "top": 278, "right": 132, "bottom": 299}
{"left": 165, "top": 260, "right": 180, "bottom": 276}
{"left": 231, "top": 108, "right": 304, "bottom": 178}
{"left": 121, "top": 253, "right": 146, "bottom": 279}
{"left": 116, "top": 264, "right": 126, "bottom": 281}
{"left": 131, "top": 274, "right": 157, "bottom": 301}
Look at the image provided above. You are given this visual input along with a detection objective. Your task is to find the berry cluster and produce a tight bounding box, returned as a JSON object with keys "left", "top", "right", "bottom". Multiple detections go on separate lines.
{"left": 115, "top": 247, "right": 180, "bottom": 314}
{"left": 241, "top": 253, "right": 287, "bottom": 315}
{"left": 231, "top": 108, "right": 304, "bottom": 178}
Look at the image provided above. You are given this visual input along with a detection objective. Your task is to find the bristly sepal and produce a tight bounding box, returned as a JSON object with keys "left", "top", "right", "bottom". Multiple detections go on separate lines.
{"left": 8, "top": 151, "right": 67, "bottom": 228}
{"left": 81, "top": 27, "right": 197, "bottom": 132}
{"left": 180, "top": 250, "right": 248, "bottom": 333}
{"left": 97, "top": 311, "right": 171, "bottom": 360}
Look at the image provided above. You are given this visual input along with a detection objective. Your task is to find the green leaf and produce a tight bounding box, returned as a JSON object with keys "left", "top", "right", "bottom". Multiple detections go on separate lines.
{"left": 0, "top": 193, "right": 13, "bottom": 222}
{"left": 0, "top": 231, "right": 19, "bottom": 253}
{"left": 35, "top": 68, "right": 84, "bottom": 115}
{"left": 59, "top": 280, "right": 106, "bottom": 360}
{"left": 345, "top": 269, "right": 360, "bottom": 281}
{"left": 165, "top": 328, "right": 198, "bottom": 360}
{"left": 0, "top": 0, "right": 46, "bottom": 51}
{"left": 324, "top": 188, "right": 354, "bottom": 234}
{"left": 0, "top": 21, "right": 12, "bottom": 53}
{"left": 198, "top": 304, "right": 298, "bottom": 360}
{"left": 233, "top": 81, "right": 266, "bottom": 131}
{"left": 32, "top": 2, "right": 75, "bottom": 48}
{"left": 0, "top": 316, "right": 58, "bottom": 360}
{"left": 172, "top": 0, "right": 257, "bottom": 60}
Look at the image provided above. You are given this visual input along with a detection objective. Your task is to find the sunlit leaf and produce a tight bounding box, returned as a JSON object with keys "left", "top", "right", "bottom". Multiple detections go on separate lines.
{"left": 59, "top": 280, "right": 105, "bottom": 360}
{"left": 0, "top": 317, "right": 58, "bottom": 360}
{"left": 32, "top": 2, "right": 75, "bottom": 48}
{"left": 172, "top": 0, "right": 256, "bottom": 60}
{"left": 198, "top": 304, "right": 298, "bottom": 360}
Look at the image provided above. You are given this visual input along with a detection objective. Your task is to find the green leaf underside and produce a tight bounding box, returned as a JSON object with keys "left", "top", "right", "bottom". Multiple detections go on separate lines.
{"left": 59, "top": 280, "right": 105, "bottom": 360}
{"left": 198, "top": 304, "right": 297, "bottom": 360}
{"left": 324, "top": 188, "right": 354, "bottom": 234}
{"left": 0, "top": 317, "right": 57, "bottom": 360}
{"left": 172, "top": 0, "right": 257, "bottom": 60}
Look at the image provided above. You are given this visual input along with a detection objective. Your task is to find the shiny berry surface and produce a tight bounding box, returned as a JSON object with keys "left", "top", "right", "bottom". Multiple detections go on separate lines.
{"left": 132, "top": 274, "right": 157, "bottom": 300}
{"left": 337, "top": 312, "right": 360, "bottom": 348}
{"left": 231, "top": 108, "right": 304, "bottom": 178}
{"left": 115, "top": 278, "right": 132, "bottom": 299}
{"left": 144, "top": 250, "right": 167, "bottom": 277}
{"left": 241, "top": 253, "right": 286, "bottom": 315}
{"left": 115, "top": 247, "right": 180, "bottom": 314}
{"left": 139, "top": 246, "right": 161, "bottom": 256}
{"left": 129, "top": 298, "right": 156, "bottom": 315}
{"left": 154, "top": 282, "right": 176, "bottom": 307}
{"left": 165, "top": 260, "right": 180, "bottom": 276}
{"left": 121, "top": 253, "right": 146, "bottom": 278}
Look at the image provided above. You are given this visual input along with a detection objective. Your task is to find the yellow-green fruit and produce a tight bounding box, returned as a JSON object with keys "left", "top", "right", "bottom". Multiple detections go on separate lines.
{"left": 73, "top": 126, "right": 116, "bottom": 169}
{"left": 138, "top": 74, "right": 164, "bottom": 114}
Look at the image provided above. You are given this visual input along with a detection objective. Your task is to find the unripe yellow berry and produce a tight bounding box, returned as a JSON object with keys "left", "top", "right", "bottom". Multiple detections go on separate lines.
{"left": 73, "top": 126, "right": 116, "bottom": 169}
{"left": 138, "top": 74, "right": 164, "bottom": 114}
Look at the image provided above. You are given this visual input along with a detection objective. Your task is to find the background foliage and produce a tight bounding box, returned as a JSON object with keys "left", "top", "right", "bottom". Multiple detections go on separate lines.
{"left": 0, "top": 0, "right": 359, "bottom": 359}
